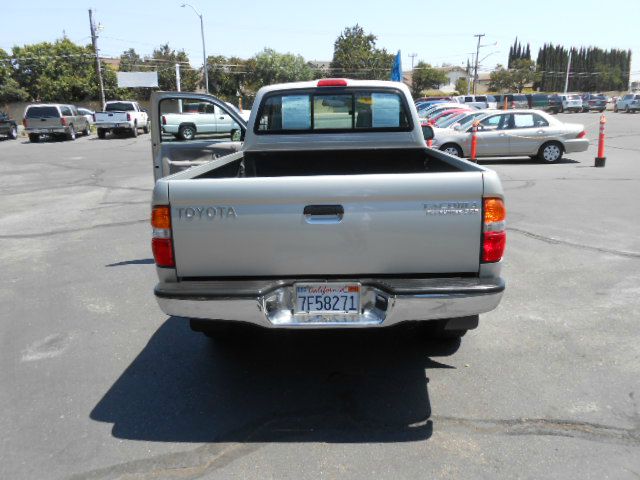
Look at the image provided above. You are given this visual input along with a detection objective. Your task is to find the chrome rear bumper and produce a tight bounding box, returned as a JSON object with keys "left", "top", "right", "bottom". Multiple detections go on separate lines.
{"left": 155, "top": 277, "right": 505, "bottom": 328}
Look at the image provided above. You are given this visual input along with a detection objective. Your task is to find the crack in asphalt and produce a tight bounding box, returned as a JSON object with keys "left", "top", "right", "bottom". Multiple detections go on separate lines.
{"left": 509, "top": 227, "right": 640, "bottom": 259}
{"left": 64, "top": 413, "right": 639, "bottom": 480}
{"left": 0, "top": 219, "right": 148, "bottom": 239}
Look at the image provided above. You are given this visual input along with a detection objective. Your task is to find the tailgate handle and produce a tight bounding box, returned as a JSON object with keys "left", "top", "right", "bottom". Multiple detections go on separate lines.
{"left": 304, "top": 204, "right": 344, "bottom": 223}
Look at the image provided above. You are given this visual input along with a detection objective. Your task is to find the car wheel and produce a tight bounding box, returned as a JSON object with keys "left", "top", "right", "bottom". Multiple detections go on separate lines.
{"left": 582, "top": 107, "right": 589, "bottom": 113}
{"left": 538, "top": 141, "right": 563, "bottom": 163}
{"left": 626, "top": 105, "right": 631, "bottom": 113}
{"left": 614, "top": 105, "right": 618, "bottom": 113}
{"left": 559, "top": 105, "right": 564, "bottom": 113}
{"left": 28, "top": 133, "right": 40, "bottom": 143}
{"left": 131, "top": 122, "right": 138, "bottom": 137}
{"left": 67, "top": 125, "right": 76, "bottom": 141}
{"left": 97, "top": 128, "right": 106, "bottom": 139}
{"left": 8, "top": 125, "right": 18, "bottom": 140}
{"left": 143, "top": 121, "right": 150, "bottom": 134}
{"left": 440, "top": 143, "right": 463, "bottom": 157}
{"left": 82, "top": 125, "right": 90, "bottom": 136}
{"left": 178, "top": 124, "right": 196, "bottom": 141}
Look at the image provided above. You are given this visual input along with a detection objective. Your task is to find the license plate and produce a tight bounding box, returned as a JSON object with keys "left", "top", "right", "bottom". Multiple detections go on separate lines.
{"left": 295, "top": 283, "right": 360, "bottom": 314}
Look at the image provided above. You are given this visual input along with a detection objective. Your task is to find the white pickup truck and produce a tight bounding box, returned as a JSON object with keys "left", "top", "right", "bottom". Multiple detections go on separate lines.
{"left": 160, "top": 101, "right": 243, "bottom": 141}
{"left": 95, "top": 100, "right": 149, "bottom": 139}
{"left": 149, "top": 79, "right": 506, "bottom": 342}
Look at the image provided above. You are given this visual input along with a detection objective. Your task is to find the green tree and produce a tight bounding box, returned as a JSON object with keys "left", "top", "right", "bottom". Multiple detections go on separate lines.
{"left": 206, "top": 55, "right": 249, "bottom": 100}
{"left": 330, "top": 25, "right": 394, "bottom": 80}
{"left": 411, "top": 62, "right": 448, "bottom": 97}
{"left": 148, "top": 44, "right": 199, "bottom": 94}
{"left": 488, "top": 64, "right": 512, "bottom": 92}
{"left": 454, "top": 76, "right": 469, "bottom": 95}
{"left": 0, "top": 48, "right": 29, "bottom": 103}
{"left": 510, "top": 59, "right": 535, "bottom": 92}
{"left": 247, "top": 48, "right": 314, "bottom": 91}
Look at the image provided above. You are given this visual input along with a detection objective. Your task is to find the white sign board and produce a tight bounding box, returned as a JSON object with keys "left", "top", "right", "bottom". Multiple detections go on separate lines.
{"left": 117, "top": 71, "right": 159, "bottom": 88}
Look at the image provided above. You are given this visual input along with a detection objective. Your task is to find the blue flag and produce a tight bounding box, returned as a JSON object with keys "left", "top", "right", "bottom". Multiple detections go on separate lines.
{"left": 391, "top": 50, "right": 402, "bottom": 82}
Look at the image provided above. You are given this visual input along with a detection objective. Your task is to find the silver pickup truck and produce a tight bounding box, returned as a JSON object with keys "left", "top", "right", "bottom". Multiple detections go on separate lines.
{"left": 149, "top": 79, "right": 506, "bottom": 340}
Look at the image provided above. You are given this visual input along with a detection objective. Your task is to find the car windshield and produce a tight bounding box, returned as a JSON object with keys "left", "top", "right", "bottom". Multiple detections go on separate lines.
{"left": 436, "top": 112, "right": 466, "bottom": 127}
{"left": 568, "top": 95, "right": 581, "bottom": 100}
{"left": 26, "top": 106, "right": 59, "bottom": 118}
{"left": 105, "top": 102, "right": 135, "bottom": 111}
{"left": 455, "top": 113, "right": 488, "bottom": 131}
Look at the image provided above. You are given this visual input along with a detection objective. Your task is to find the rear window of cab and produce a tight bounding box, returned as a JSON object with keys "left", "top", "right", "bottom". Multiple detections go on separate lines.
{"left": 26, "top": 106, "right": 60, "bottom": 118}
{"left": 255, "top": 89, "right": 412, "bottom": 133}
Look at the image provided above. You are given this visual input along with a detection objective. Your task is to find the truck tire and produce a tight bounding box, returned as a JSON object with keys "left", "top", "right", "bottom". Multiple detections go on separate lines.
{"left": 538, "top": 141, "right": 563, "bottom": 163}
{"left": 143, "top": 121, "right": 150, "bottom": 134}
{"left": 82, "top": 125, "right": 90, "bottom": 136}
{"left": 28, "top": 133, "right": 40, "bottom": 143}
{"left": 97, "top": 128, "right": 106, "bottom": 139}
{"left": 8, "top": 125, "right": 18, "bottom": 140}
{"left": 66, "top": 125, "right": 76, "bottom": 141}
{"left": 614, "top": 104, "right": 619, "bottom": 113}
{"left": 131, "top": 122, "right": 138, "bottom": 137}
{"left": 178, "top": 124, "right": 196, "bottom": 141}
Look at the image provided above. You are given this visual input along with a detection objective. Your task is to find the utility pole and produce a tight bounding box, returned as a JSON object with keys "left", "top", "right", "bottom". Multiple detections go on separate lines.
{"left": 88, "top": 9, "right": 105, "bottom": 106}
{"left": 473, "top": 33, "right": 485, "bottom": 94}
{"left": 564, "top": 49, "right": 572, "bottom": 93}
{"left": 409, "top": 53, "right": 417, "bottom": 70}
{"left": 466, "top": 56, "right": 473, "bottom": 95}
{"left": 182, "top": 4, "right": 209, "bottom": 93}
{"left": 176, "top": 63, "right": 182, "bottom": 112}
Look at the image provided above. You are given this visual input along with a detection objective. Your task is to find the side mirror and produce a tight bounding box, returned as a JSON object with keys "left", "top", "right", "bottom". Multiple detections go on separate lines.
{"left": 421, "top": 124, "right": 434, "bottom": 141}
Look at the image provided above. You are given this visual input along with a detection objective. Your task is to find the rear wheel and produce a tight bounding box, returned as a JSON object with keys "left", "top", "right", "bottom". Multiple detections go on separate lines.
{"left": 97, "top": 128, "right": 106, "bottom": 139}
{"left": 82, "top": 125, "right": 90, "bottom": 136}
{"left": 614, "top": 105, "right": 619, "bottom": 113}
{"left": 143, "top": 121, "right": 150, "bottom": 134}
{"left": 67, "top": 125, "right": 76, "bottom": 141}
{"left": 28, "top": 133, "right": 40, "bottom": 143}
{"left": 440, "top": 143, "right": 463, "bottom": 157}
{"left": 131, "top": 122, "right": 138, "bottom": 137}
{"left": 626, "top": 105, "right": 631, "bottom": 113}
{"left": 538, "top": 141, "right": 563, "bottom": 163}
{"left": 8, "top": 125, "right": 18, "bottom": 140}
{"left": 178, "top": 124, "right": 196, "bottom": 141}
{"left": 559, "top": 105, "right": 564, "bottom": 113}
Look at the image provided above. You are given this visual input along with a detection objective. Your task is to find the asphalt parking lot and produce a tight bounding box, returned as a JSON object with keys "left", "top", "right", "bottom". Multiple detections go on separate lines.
{"left": 1, "top": 111, "right": 639, "bottom": 479}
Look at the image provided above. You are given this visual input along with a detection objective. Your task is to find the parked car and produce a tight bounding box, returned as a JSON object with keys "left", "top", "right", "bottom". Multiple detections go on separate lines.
{"left": 429, "top": 108, "right": 469, "bottom": 124}
{"left": 77, "top": 107, "right": 95, "bottom": 126}
{"left": 0, "top": 111, "right": 18, "bottom": 140}
{"left": 161, "top": 101, "right": 244, "bottom": 141}
{"left": 23, "top": 104, "right": 90, "bottom": 142}
{"left": 555, "top": 94, "right": 582, "bottom": 113}
{"left": 614, "top": 93, "right": 640, "bottom": 113}
{"left": 150, "top": 79, "right": 506, "bottom": 340}
{"left": 418, "top": 102, "right": 472, "bottom": 119}
{"left": 526, "top": 93, "right": 561, "bottom": 114}
{"left": 452, "top": 95, "right": 497, "bottom": 109}
{"left": 431, "top": 109, "right": 589, "bottom": 162}
{"left": 94, "top": 100, "right": 149, "bottom": 138}
{"left": 438, "top": 110, "right": 497, "bottom": 130}
{"left": 491, "top": 94, "right": 529, "bottom": 109}
{"left": 581, "top": 94, "right": 607, "bottom": 112}
{"left": 414, "top": 96, "right": 452, "bottom": 103}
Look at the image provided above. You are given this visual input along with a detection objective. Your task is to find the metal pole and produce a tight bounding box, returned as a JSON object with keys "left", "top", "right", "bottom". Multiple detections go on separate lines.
{"left": 176, "top": 63, "right": 182, "bottom": 112}
{"left": 89, "top": 9, "right": 105, "bottom": 106}
{"left": 199, "top": 14, "right": 209, "bottom": 93}
{"left": 564, "top": 50, "right": 572, "bottom": 93}
{"left": 473, "top": 33, "right": 485, "bottom": 95}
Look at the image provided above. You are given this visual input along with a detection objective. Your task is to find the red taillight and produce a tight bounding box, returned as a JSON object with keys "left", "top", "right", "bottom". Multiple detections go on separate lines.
{"left": 576, "top": 130, "right": 586, "bottom": 139}
{"left": 483, "top": 231, "right": 506, "bottom": 263}
{"left": 22, "top": 118, "right": 26, "bottom": 127}
{"left": 317, "top": 78, "right": 348, "bottom": 87}
{"left": 127, "top": 113, "right": 131, "bottom": 121}
{"left": 162, "top": 115, "right": 167, "bottom": 125}
{"left": 511, "top": 102, "right": 516, "bottom": 109}
{"left": 92, "top": 114, "right": 96, "bottom": 122}
{"left": 60, "top": 117, "right": 67, "bottom": 126}
{"left": 151, "top": 205, "right": 174, "bottom": 268}
{"left": 482, "top": 198, "right": 506, "bottom": 263}
{"left": 152, "top": 238, "right": 174, "bottom": 268}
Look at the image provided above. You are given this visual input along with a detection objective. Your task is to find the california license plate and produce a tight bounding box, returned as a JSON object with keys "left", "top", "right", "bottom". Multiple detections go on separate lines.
{"left": 295, "top": 283, "right": 360, "bottom": 314}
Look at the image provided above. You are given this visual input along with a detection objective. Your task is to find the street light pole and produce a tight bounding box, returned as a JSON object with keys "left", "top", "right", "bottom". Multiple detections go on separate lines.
{"left": 182, "top": 3, "right": 209, "bottom": 93}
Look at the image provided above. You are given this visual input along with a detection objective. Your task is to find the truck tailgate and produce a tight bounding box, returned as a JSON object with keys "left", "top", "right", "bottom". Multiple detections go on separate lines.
{"left": 168, "top": 172, "right": 484, "bottom": 277}
{"left": 95, "top": 112, "right": 127, "bottom": 123}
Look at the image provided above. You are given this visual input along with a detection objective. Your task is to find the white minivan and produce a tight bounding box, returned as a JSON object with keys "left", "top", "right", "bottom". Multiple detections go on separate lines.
{"left": 557, "top": 94, "right": 583, "bottom": 113}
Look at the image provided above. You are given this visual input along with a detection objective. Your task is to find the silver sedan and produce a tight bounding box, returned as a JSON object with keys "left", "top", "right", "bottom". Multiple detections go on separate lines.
{"left": 431, "top": 109, "right": 589, "bottom": 163}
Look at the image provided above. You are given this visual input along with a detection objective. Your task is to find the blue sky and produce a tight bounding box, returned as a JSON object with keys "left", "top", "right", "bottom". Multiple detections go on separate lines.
{"left": 3, "top": 0, "right": 640, "bottom": 80}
